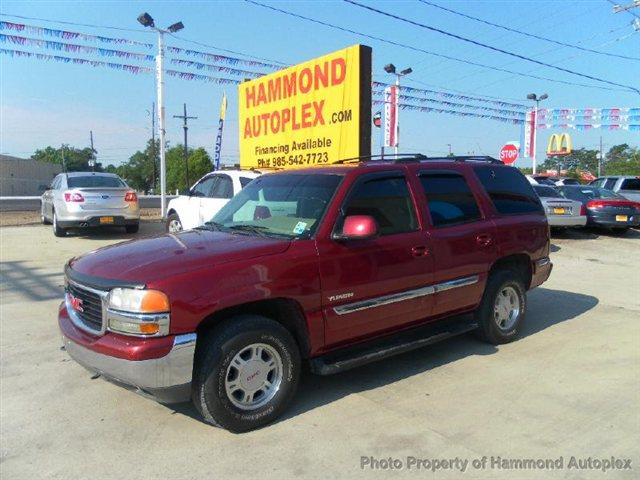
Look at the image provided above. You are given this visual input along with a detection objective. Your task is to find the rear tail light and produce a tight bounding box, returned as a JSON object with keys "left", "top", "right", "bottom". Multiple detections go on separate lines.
{"left": 586, "top": 200, "right": 604, "bottom": 209}
{"left": 64, "top": 191, "right": 84, "bottom": 202}
{"left": 580, "top": 204, "right": 586, "bottom": 216}
{"left": 124, "top": 191, "right": 138, "bottom": 202}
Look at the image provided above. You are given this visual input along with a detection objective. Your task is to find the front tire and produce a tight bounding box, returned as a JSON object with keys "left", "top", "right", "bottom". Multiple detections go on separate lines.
{"left": 192, "top": 315, "right": 300, "bottom": 432}
{"left": 52, "top": 211, "right": 66, "bottom": 237}
{"left": 166, "top": 213, "right": 183, "bottom": 233}
{"left": 474, "top": 270, "right": 526, "bottom": 345}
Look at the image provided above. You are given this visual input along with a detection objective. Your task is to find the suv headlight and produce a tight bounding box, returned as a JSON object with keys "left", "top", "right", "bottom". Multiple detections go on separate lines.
{"left": 106, "top": 288, "right": 170, "bottom": 336}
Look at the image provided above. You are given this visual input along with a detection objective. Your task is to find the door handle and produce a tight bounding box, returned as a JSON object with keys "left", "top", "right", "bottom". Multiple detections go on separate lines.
{"left": 476, "top": 234, "right": 493, "bottom": 247}
{"left": 411, "top": 245, "right": 429, "bottom": 257}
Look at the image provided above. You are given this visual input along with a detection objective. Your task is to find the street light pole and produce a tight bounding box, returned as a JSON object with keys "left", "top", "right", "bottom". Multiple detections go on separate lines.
{"left": 137, "top": 12, "right": 183, "bottom": 218}
{"left": 526, "top": 93, "right": 548, "bottom": 175}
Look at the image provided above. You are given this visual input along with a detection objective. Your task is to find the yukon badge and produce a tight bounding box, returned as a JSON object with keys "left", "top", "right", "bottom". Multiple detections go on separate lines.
{"left": 328, "top": 292, "right": 354, "bottom": 302}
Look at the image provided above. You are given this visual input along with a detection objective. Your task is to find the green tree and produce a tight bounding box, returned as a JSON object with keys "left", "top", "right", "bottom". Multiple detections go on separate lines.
{"left": 31, "top": 145, "right": 103, "bottom": 172}
{"left": 604, "top": 145, "right": 640, "bottom": 175}
{"left": 116, "top": 139, "right": 159, "bottom": 193}
{"left": 166, "top": 145, "right": 213, "bottom": 193}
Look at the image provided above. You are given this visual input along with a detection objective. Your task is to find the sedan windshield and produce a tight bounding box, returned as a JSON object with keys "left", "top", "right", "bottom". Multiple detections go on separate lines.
{"left": 67, "top": 176, "right": 126, "bottom": 188}
{"left": 558, "top": 186, "right": 624, "bottom": 202}
{"left": 210, "top": 173, "right": 342, "bottom": 238}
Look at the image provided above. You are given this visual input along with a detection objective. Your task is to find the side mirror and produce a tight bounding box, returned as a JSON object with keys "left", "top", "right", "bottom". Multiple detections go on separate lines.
{"left": 333, "top": 215, "right": 378, "bottom": 241}
{"left": 180, "top": 188, "right": 192, "bottom": 196}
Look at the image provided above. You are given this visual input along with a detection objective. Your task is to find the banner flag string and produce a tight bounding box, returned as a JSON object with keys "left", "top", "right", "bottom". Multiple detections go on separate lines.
{"left": 0, "top": 20, "right": 153, "bottom": 48}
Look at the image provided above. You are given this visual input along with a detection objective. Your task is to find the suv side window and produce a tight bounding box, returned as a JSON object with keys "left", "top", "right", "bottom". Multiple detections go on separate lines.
{"left": 474, "top": 166, "right": 542, "bottom": 215}
{"left": 192, "top": 177, "right": 215, "bottom": 197}
{"left": 419, "top": 172, "right": 481, "bottom": 227}
{"left": 210, "top": 175, "right": 233, "bottom": 199}
{"left": 342, "top": 175, "right": 417, "bottom": 236}
{"left": 603, "top": 178, "right": 617, "bottom": 190}
{"left": 620, "top": 178, "right": 640, "bottom": 191}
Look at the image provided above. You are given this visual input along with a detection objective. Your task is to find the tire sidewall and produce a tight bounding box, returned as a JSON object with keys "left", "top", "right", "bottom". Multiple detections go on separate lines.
{"left": 478, "top": 271, "right": 526, "bottom": 344}
{"left": 196, "top": 319, "right": 300, "bottom": 432}
{"left": 166, "top": 213, "right": 182, "bottom": 233}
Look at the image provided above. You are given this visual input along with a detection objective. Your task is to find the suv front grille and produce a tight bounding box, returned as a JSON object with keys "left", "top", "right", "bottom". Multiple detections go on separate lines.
{"left": 66, "top": 281, "right": 105, "bottom": 332}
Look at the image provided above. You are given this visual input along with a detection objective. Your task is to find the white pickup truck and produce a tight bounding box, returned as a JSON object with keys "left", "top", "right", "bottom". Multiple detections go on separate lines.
{"left": 589, "top": 176, "right": 640, "bottom": 202}
{"left": 166, "top": 170, "right": 260, "bottom": 232}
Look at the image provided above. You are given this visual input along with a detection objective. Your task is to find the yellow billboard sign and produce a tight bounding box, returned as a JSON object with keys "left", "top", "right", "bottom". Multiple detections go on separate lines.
{"left": 239, "top": 44, "right": 372, "bottom": 169}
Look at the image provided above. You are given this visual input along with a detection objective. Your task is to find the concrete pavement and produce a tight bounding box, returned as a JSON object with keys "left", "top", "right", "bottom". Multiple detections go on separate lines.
{"left": 1, "top": 224, "right": 638, "bottom": 479}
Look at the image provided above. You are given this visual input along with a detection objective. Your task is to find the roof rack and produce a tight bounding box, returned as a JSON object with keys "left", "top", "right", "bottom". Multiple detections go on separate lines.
{"left": 334, "top": 153, "right": 503, "bottom": 165}
{"left": 334, "top": 153, "right": 427, "bottom": 164}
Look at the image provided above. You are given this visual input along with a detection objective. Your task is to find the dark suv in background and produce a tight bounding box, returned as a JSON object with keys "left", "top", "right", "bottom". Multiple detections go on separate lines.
{"left": 59, "top": 155, "right": 552, "bottom": 432}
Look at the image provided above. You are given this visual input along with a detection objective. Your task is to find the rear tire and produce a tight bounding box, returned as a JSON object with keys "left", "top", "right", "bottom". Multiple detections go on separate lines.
{"left": 125, "top": 223, "right": 139, "bottom": 234}
{"left": 474, "top": 269, "right": 526, "bottom": 345}
{"left": 192, "top": 315, "right": 300, "bottom": 432}
{"left": 52, "top": 212, "right": 66, "bottom": 237}
{"left": 41, "top": 209, "right": 51, "bottom": 225}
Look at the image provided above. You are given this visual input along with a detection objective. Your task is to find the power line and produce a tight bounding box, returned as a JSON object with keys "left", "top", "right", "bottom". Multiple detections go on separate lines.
{"left": 0, "top": 12, "right": 151, "bottom": 33}
{"left": 167, "top": 33, "right": 288, "bottom": 66}
{"left": 606, "top": 0, "right": 640, "bottom": 19}
{"left": 245, "top": 0, "right": 629, "bottom": 93}
{"left": 418, "top": 0, "right": 640, "bottom": 61}
{"left": 344, "top": 0, "right": 640, "bottom": 95}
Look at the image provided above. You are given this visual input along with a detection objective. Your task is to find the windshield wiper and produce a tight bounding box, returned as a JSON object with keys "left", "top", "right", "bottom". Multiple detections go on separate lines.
{"left": 196, "top": 221, "right": 224, "bottom": 231}
{"left": 227, "top": 224, "right": 270, "bottom": 237}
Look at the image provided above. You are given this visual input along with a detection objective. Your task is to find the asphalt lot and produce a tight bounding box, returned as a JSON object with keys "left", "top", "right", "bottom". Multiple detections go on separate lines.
{"left": 1, "top": 223, "right": 639, "bottom": 479}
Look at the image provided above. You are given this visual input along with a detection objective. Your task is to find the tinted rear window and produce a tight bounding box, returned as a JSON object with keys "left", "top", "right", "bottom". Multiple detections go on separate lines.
{"left": 67, "top": 176, "right": 125, "bottom": 188}
{"left": 533, "top": 185, "right": 562, "bottom": 198}
{"left": 559, "top": 187, "right": 624, "bottom": 202}
{"left": 621, "top": 178, "right": 640, "bottom": 191}
{"left": 474, "top": 166, "right": 542, "bottom": 214}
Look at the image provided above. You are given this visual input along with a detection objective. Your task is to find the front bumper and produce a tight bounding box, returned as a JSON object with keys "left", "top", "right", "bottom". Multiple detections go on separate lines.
{"left": 59, "top": 306, "right": 196, "bottom": 403}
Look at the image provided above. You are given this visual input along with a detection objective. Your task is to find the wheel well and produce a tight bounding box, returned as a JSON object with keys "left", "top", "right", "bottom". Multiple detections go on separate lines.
{"left": 167, "top": 209, "right": 177, "bottom": 216}
{"left": 489, "top": 254, "right": 532, "bottom": 289}
{"left": 195, "top": 298, "right": 311, "bottom": 357}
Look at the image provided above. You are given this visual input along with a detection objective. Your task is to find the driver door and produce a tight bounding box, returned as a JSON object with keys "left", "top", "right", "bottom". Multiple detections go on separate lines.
{"left": 183, "top": 176, "right": 215, "bottom": 229}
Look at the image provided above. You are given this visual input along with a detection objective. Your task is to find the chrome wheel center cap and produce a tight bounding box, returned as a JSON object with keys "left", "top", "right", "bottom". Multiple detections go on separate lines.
{"left": 240, "top": 361, "right": 268, "bottom": 391}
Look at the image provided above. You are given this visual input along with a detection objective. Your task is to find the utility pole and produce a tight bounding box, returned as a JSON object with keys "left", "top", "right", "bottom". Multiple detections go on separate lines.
{"left": 599, "top": 135, "right": 603, "bottom": 177}
{"left": 89, "top": 131, "right": 96, "bottom": 172}
{"left": 173, "top": 103, "right": 197, "bottom": 189}
{"left": 447, "top": 143, "right": 452, "bottom": 156}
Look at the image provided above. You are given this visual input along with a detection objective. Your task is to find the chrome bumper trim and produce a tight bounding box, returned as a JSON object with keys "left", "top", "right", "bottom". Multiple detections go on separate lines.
{"left": 333, "top": 274, "right": 480, "bottom": 316}
{"left": 62, "top": 333, "right": 197, "bottom": 391}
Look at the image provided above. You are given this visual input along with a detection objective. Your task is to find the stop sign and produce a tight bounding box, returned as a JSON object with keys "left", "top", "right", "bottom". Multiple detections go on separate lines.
{"left": 500, "top": 143, "right": 519, "bottom": 165}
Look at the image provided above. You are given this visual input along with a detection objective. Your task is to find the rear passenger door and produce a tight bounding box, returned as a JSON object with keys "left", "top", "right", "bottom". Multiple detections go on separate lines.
{"left": 418, "top": 170, "right": 495, "bottom": 317}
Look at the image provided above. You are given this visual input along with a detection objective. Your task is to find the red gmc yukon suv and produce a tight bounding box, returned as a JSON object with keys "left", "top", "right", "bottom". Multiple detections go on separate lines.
{"left": 59, "top": 155, "right": 552, "bottom": 432}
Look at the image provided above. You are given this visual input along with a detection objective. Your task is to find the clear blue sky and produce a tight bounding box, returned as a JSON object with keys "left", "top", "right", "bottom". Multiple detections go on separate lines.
{"left": 1, "top": 0, "right": 639, "bottom": 169}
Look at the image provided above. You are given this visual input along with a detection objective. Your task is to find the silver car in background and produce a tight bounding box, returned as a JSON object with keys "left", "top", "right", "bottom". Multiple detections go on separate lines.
{"left": 41, "top": 172, "right": 140, "bottom": 237}
{"left": 532, "top": 185, "right": 586, "bottom": 228}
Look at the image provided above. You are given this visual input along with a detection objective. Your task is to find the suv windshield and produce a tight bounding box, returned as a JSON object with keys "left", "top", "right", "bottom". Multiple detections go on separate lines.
{"left": 67, "top": 176, "right": 125, "bottom": 188}
{"left": 533, "top": 185, "right": 562, "bottom": 198}
{"left": 210, "top": 173, "right": 342, "bottom": 238}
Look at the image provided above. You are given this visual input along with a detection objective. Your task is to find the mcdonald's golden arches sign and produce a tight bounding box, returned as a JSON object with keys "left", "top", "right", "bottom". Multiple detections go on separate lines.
{"left": 546, "top": 133, "right": 572, "bottom": 156}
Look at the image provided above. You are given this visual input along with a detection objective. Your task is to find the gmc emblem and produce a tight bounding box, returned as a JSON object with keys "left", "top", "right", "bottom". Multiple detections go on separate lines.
{"left": 69, "top": 294, "right": 84, "bottom": 312}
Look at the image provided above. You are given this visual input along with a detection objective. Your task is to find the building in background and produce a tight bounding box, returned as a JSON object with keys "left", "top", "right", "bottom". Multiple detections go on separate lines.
{"left": 0, "top": 155, "right": 62, "bottom": 196}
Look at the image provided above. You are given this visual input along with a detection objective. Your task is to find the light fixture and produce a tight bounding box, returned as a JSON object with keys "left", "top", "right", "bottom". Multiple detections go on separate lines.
{"left": 137, "top": 12, "right": 154, "bottom": 28}
{"left": 400, "top": 67, "right": 412, "bottom": 75}
{"left": 167, "top": 21, "right": 184, "bottom": 33}
{"left": 384, "top": 63, "right": 396, "bottom": 74}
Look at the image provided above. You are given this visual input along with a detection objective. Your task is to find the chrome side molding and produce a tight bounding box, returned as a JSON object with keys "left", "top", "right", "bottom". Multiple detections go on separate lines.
{"left": 333, "top": 275, "right": 479, "bottom": 316}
